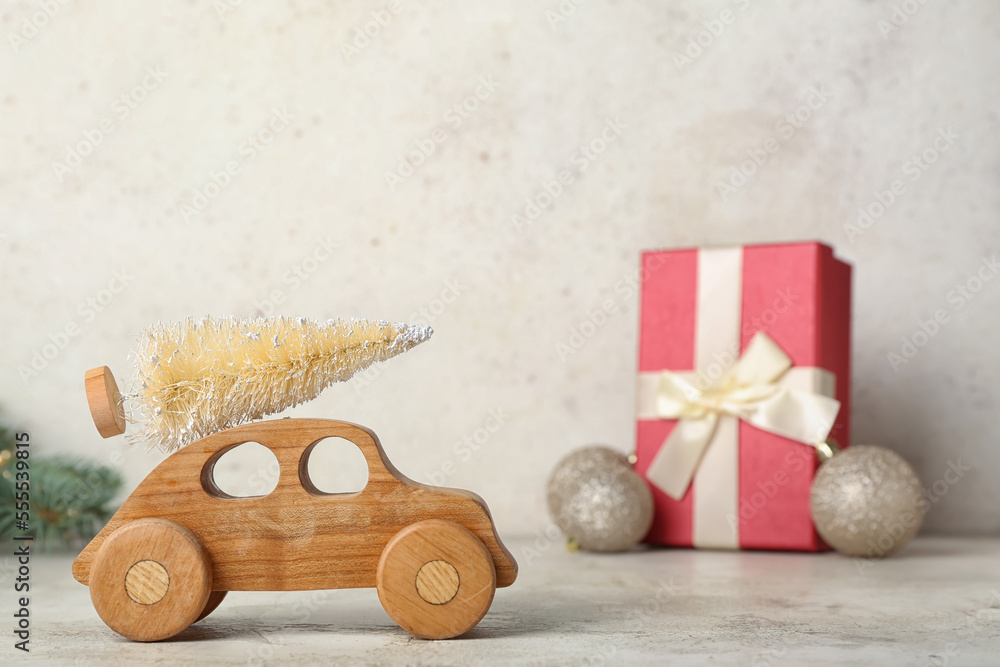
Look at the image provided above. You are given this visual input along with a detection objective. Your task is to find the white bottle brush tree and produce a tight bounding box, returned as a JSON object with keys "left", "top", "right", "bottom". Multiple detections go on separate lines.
{"left": 126, "top": 316, "right": 432, "bottom": 451}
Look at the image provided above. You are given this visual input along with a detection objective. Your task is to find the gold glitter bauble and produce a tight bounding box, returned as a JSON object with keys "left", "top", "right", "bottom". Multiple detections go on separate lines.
{"left": 546, "top": 446, "right": 654, "bottom": 552}
{"left": 811, "top": 445, "right": 925, "bottom": 557}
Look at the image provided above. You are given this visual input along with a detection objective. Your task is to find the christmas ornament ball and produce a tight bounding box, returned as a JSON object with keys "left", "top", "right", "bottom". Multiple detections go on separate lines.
{"left": 546, "top": 446, "right": 654, "bottom": 552}
{"left": 811, "top": 445, "right": 925, "bottom": 557}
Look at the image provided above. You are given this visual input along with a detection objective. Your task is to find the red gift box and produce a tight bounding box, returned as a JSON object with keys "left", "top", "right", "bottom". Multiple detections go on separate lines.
{"left": 634, "top": 242, "right": 851, "bottom": 551}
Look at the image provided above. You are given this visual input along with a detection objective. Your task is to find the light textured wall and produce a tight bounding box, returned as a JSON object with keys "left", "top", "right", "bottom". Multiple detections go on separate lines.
{"left": 2, "top": 1, "right": 998, "bottom": 536}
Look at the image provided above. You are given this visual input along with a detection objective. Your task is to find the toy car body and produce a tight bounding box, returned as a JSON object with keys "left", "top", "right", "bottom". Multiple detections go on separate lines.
{"left": 73, "top": 418, "right": 517, "bottom": 641}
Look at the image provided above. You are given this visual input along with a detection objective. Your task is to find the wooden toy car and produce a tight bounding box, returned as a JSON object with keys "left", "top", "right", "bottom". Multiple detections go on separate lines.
{"left": 72, "top": 417, "right": 518, "bottom": 642}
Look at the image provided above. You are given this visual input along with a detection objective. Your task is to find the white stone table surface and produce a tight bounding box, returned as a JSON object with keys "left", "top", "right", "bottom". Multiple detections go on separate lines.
{"left": 16, "top": 536, "right": 1000, "bottom": 666}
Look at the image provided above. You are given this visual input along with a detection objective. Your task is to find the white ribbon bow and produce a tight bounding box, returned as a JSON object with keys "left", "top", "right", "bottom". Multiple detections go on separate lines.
{"left": 642, "top": 332, "right": 841, "bottom": 501}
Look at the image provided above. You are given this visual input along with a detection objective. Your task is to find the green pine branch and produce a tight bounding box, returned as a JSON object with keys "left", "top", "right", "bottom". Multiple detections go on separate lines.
{"left": 1, "top": 426, "right": 123, "bottom": 551}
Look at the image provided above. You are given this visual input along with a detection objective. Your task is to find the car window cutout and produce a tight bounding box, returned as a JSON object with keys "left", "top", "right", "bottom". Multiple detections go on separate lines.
{"left": 302, "top": 437, "right": 369, "bottom": 495}
{"left": 206, "top": 441, "right": 280, "bottom": 498}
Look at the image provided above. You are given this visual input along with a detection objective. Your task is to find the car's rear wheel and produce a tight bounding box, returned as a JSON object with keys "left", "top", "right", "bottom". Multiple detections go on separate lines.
{"left": 376, "top": 519, "right": 497, "bottom": 639}
{"left": 195, "top": 591, "right": 228, "bottom": 622}
{"left": 89, "top": 518, "right": 212, "bottom": 641}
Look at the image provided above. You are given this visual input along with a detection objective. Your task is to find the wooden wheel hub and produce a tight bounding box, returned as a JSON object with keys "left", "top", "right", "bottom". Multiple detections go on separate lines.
{"left": 125, "top": 560, "right": 169, "bottom": 605}
{"left": 415, "top": 560, "right": 460, "bottom": 605}
{"left": 376, "top": 519, "right": 497, "bottom": 639}
{"left": 89, "top": 518, "right": 212, "bottom": 642}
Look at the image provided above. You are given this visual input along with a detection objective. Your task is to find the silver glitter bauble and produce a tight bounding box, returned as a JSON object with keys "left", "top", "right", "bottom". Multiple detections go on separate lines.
{"left": 546, "top": 446, "right": 654, "bottom": 552}
{"left": 811, "top": 445, "right": 925, "bottom": 558}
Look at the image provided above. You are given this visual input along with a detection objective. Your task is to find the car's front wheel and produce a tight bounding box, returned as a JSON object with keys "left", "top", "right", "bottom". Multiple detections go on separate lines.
{"left": 194, "top": 590, "right": 228, "bottom": 623}
{"left": 376, "top": 519, "right": 497, "bottom": 639}
{"left": 89, "top": 518, "right": 213, "bottom": 641}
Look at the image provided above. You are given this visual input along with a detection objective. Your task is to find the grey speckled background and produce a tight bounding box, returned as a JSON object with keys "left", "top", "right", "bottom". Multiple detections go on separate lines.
{"left": 1, "top": 1, "right": 998, "bottom": 536}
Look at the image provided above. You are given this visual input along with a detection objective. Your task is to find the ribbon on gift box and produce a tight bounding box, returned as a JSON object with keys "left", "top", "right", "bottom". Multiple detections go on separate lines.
{"left": 635, "top": 247, "right": 842, "bottom": 549}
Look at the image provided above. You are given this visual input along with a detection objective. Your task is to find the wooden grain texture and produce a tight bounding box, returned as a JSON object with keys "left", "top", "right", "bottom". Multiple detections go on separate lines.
{"left": 85, "top": 366, "right": 126, "bottom": 438}
{"left": 376, "top": 519, "right": 496, "bottom": 639}
{"left": 416, "top": 560, "right": 460, "bottom": 605}
{"left": 89, "top": 518, "right": 212, "bottom": 642}
{"left": 74, "top": 419, "right": 517, "bottom": 595}
{"left": 125, "top": 561, "right": 169, "bottom": 604}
